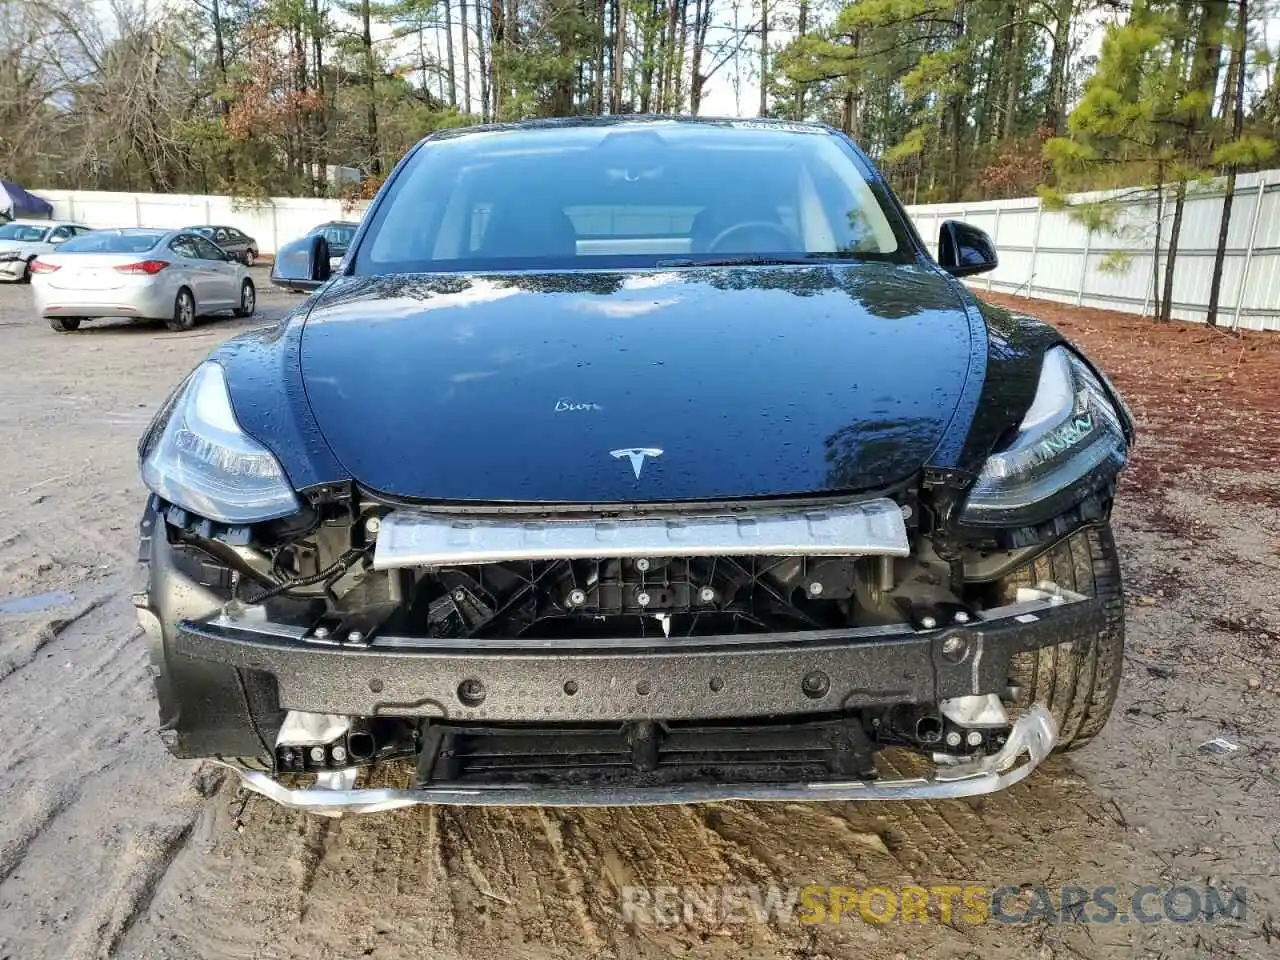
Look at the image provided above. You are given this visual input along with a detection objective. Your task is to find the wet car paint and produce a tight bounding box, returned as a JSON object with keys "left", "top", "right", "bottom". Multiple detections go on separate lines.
{"left": 205, "top": 267, "right": 1084, "bottom": 508}
{"left": 954, "top": 299, "right": 1069, "bottom": 476}
{"left": 287, "top": 263, "right": 981, "bottom": 502}
{"left": 204, "top": 306, "right": 348, "bottom": 494}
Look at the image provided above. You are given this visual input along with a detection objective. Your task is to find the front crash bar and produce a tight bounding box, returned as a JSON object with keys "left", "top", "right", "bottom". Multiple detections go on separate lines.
{"left": 215, "top": 704, "right": 1057, "bottom": 815}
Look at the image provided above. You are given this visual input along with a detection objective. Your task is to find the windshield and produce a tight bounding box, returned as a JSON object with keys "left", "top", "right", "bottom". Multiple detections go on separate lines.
{"left": 353, "top": 123, "right": 911, "bottom": 274}
{"left": 0, "top": 224, "right": 50, "bottom": 243}
{"left": 320, "top": 224, "right": 356, "bottom": 247}
{"left": 58, "top": 231, "right": 165, "bottom": 253}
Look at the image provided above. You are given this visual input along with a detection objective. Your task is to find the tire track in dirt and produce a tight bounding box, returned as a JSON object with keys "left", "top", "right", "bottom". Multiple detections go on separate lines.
{"left": 527, "top": 804, "right": 792, "bottom": 958}
{"left": 690, "top": 803, "right": 985, "bottom": 960}
{"left": 442, "top": 806, "right": 594, "bottom": 953}
{"left": 115, "top": 782, "right": 468, "bottom": 959}
{"left": 64, "top": 817, "right": 197, "bottom": 960}
{"left": 0, "top": 592, "right": 115, "bottom": 683}
{"left": 422, "top": 806, "right": 460, "bottom": 944}
{"left": 553, "top": 803, "right": 751, "bottom": 949}
{"left": 290, "top": 816, "right": 334, "bottom": 915}
{"left": 438, "top": 808, "right": 521, "bottom": 930}
{"left": 0, "top": 590, "right": 209, "bottom": 960}
{"left": 0, "top": 781, "right": 78, "bottom": 886}
{"left": 536, "top": 810, "right": 606, "bottom": 949}
{"left": 107, "top": 798, "right": 313, "bottom": 959}
{"left": 676, "top": 804, "right": 776, "bottom": 881}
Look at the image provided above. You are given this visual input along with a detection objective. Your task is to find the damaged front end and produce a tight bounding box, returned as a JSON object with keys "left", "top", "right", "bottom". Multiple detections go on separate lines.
{"left": 134, "top": 308, "right": 1133, "bottom": 811}
{"left": 135, "top": 479, "right": 1107, "bottom": 810}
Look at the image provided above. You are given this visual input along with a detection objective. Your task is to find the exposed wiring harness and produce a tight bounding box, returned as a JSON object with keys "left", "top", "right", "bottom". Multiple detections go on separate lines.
{"left": 247, "top": 546, "right": 370, "bottom": 604}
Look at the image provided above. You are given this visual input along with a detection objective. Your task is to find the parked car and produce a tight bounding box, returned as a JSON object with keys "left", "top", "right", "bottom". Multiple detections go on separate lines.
{"left": 135, "top": 118, "right": 1134, "bottom": 814}
{"left": 190, "top": 225, "right": 259, "bottom": 266}
{"left": 0, "top": 220, "right": 95, "bottom": 282}
{"left": 271, "top": 220, "right": 359, "bottom": 291}
{"left": 32, "top": 227, "right": 256, "bottom": 332}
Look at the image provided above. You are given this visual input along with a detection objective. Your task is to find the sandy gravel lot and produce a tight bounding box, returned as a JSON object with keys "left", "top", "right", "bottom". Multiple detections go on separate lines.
{"left": 0, "top": 282, "right": 1277, "bottom": 960}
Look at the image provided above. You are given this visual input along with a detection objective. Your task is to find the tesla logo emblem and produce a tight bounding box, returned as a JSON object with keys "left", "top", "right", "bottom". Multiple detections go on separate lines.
{"left": 611, "top": 447, "right": 663, "bottom": 479}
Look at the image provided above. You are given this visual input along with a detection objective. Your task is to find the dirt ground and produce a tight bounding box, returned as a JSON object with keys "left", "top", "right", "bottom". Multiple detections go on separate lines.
{"left": 0, "top": 283, "right": 1277, "bottom": 960}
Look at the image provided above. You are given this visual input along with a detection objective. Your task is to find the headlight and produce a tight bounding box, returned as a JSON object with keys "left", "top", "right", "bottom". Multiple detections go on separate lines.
{"left": 0, "top": 250, "right": 18, "bottom": 260}
{"left": 961, "top": 346, "right": 1128, "bottom": 527}
{"left": 140, "top": 362, "right": 299, "bottom": 524}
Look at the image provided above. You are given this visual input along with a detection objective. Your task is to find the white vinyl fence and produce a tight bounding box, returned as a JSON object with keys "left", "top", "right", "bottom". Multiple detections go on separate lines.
{"left": 906, "top": 169, "right": 1280, "bottom": 332}
{"left": 32, "top": 170, "right": 1280, "bottom": 331}
{"left": 37, "top": 190, "right": 363, "bottom": 258}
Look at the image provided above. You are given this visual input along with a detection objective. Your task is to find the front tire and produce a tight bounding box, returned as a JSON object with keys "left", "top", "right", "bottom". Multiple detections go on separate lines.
{"left": 167, "top": 288, "right": 196, "bottom": 332}
{"left": 998, "top": 524, "right": 1125, "bottom": 751}
{"left": 49, "top": 317, "right": 81, "bottom": 332}
{"left": 233, "top": 279, "right": 256, "bottom": 317}
{"left": 243, "top": 250, "right": 256, "bottom": 268}
{"left": 21, "top": 258, "right": 34, "bottom": 283}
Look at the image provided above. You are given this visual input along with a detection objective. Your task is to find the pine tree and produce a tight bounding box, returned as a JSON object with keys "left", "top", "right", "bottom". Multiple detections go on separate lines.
{"left": 1046, "top": 0, "right": 1273, "bottom": 322}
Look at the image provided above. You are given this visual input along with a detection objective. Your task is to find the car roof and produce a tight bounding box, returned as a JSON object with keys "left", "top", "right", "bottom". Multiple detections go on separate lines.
{"left": 82, "top": 227, "right": 175, "bottom": 240}
{"left": 48, "top": 227, "right": 177, "bottom": 251}
{"left": 3, "top": 219, "right": 88, "bottom": 228}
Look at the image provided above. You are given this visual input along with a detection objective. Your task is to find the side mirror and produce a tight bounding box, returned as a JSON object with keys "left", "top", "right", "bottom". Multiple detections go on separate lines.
{"left": 938, "top": 220, "right": 998, "bottom": 278}
{"left": 270, "top": 234, "right": 331, "bottom": 291}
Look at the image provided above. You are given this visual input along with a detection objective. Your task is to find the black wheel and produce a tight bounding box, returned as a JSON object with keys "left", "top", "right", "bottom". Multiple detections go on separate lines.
{"left": 167, "top": 288, "right": 196, "bottom": 332}
{"left": 48, "top": 317, "right": 81, "bottom": 332}
{"left": 233, "top": 279, "right": 256, "bottom": 318}
{"left": 243, "top": 249, "right": 256, "bottom": 268}
{"left": 998, "top": 523, "right": 1125, "bottom": 751}
{"left": 21, "top": 258, "right": 34, "bottom": 283}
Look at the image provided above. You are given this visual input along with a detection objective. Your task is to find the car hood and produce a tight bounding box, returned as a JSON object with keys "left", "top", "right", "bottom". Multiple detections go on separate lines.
{"left": 297, "top": 264, "right": 979, "bottom": 503}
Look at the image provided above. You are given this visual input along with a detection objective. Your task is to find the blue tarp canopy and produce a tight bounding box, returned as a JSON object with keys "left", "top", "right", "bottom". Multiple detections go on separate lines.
{"left": 0, "top": 181, "right": 53, "bottom": 219}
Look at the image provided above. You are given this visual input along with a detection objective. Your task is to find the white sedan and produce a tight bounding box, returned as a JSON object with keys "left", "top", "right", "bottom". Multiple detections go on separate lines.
{"left": 31, "top": 228, "right": 256, "bottom": 332}
{"left": 0, "top": 219, "right": 95, "bottom": 282}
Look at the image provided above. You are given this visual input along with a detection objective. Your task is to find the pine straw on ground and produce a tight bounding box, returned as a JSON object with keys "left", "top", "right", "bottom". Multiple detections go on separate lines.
{"left": 981, "top": 292, "right": 1280, "bottom": 508}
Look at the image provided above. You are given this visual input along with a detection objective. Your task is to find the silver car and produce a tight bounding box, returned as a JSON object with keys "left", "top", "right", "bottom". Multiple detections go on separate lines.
{"left": 31, "top": 228, "right": 256, "bottom": 333}
{"left": 0, "top": 220, "right": 95, "bottom": 282}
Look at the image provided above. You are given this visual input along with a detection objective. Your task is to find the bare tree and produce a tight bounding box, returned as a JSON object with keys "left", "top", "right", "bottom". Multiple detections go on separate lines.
{"left": 1207, "top": 0, "right": 1249, "bottom": 326}
{"left": 460, "top": 0, "right": 471, "bottom": 111}
{"left": 757, "top": 0, "right": 767, "bottom": 116}
{"left": 443, "top": 0, "right": 457, "bottom": 106}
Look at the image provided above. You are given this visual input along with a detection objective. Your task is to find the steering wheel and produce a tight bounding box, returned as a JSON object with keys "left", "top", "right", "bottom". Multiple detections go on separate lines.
{"left": 707, "top": 221, "right": 802, "bottom": 254}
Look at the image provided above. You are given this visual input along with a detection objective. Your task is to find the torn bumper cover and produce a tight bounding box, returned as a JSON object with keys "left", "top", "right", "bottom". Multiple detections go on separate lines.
{"left": 216, "top": 705, "right": 1057, "bottom": 812}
